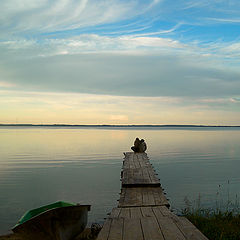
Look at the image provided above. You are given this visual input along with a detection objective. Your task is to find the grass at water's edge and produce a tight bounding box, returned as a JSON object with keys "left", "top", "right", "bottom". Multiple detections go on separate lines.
{"left": 185, "top": 210, "right": 240, "bottom": 240}
{"left": 181, "top": 181, "right": 240, "bottom": 240}
{"left": 181, "top": 190, "right": 240, "bottom": 240}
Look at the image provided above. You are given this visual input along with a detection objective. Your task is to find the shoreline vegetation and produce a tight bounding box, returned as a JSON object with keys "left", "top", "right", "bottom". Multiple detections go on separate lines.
{"left": 182, "top": 191, "right": 240, "bottom": 240}
{"left": 0, "top": 124, "right": 240, "bottom": 127}
{"left": 183, "top": 208, "right": 240, "bottom": 240}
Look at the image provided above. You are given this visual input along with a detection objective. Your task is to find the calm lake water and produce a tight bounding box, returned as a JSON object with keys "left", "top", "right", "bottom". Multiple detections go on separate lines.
{"left": 0, "top": 126, "right": 240, "bottom": 234}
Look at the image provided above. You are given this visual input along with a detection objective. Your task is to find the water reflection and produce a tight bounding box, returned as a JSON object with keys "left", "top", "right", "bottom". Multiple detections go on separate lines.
{"left": 0, "top": 126, "right": 240, "bottom": 234}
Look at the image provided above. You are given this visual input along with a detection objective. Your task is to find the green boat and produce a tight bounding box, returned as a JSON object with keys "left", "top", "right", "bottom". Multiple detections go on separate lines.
{"left": 12, "top": 201, "right": 91, "bottom": 240}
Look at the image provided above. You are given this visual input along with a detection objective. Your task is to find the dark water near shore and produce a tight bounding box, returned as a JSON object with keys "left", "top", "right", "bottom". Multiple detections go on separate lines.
{"left": 0, "top": 126, "right": 240, "bottom": 234}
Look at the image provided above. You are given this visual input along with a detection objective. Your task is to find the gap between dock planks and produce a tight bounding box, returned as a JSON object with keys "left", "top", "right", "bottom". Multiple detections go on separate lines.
{"left": 96, "top": 152, "right": 209, "bottom": 240}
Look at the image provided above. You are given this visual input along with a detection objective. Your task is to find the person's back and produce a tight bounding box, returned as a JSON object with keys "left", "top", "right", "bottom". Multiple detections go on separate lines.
{"left": 131, "top": 138, "right": 141, "bottom": 152}
{"left": 139, "top": 139, "right": 147, "bottom": 153}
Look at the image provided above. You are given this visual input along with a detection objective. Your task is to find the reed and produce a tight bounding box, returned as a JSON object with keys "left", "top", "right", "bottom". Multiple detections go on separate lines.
{"left": 182, "top": 182, "right": 240, "bottom": 240}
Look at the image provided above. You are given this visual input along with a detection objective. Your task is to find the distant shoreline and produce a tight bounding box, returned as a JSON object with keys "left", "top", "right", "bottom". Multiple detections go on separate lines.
{"left": 0, "top": 124, "right": 240, "bottom": 128}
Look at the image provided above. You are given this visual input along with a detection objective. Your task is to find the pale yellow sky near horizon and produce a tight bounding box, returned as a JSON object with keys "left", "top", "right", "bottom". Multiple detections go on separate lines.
{"left": 1, "top": 90, "right": 239, "bottom": 125}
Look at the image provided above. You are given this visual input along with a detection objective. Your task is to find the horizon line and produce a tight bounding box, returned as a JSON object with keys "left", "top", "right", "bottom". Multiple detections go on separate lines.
{"left": 0, "top": 124, "right": 240, "bottom": 127}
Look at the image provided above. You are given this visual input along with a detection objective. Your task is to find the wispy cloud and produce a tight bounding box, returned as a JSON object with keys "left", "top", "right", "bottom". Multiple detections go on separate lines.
{"left": 1, "top": 0, "right": 240, "bottom": 40}
{"left": 128, "top": 23, "right": 183, "bottom": 37}
{"left": 181, "top": 0, "right": 211, "bottom": 10}
{"left": 3, "top": 30, "right": 240, "bottom": 61}
{"left": 0, "top": 33, "right": 185, "bottom": 60}
{"left": 204, "top": 18, "right": 240, "bottom": 23}
{"left": 0, "top": 0, "right": 159, "bottom": 37}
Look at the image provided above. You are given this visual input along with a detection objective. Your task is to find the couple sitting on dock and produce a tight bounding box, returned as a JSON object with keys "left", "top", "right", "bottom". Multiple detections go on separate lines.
{"left": 131, "top": 138, "right": 147, "bottom": 153}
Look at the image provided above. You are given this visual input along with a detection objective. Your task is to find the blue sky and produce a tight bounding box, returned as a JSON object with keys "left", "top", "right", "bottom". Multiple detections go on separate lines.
{"left": 1, "top": 0, "right": 240, "bottom": 124}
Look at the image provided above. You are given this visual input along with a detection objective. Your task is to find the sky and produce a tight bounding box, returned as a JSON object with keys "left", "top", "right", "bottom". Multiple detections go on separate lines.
{"left": 1, "top": 0, "right": 240, "bottom": 125}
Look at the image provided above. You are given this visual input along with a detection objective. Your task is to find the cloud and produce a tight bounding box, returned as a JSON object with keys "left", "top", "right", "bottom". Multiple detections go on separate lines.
{"left": 0, "top": 49, "right": 240, "bottom": 99}
{"left": 0, "top": 0, "right": 159, "bottom": 37}
{"left": 0, "top": 81, "right": 17, "bottom": 88}
{"left": 151, "top": 0, "right": 240, "bottom": 29}
{"left": 205, "top": 18, "right": 240, "bottom": 23}
{"left": 181, "top": 0, "right": 212, "bottom": 10}
{"left": 1, "top": 19, "right": 240, "bottom": 100}
{"left": 199, "top": 98, "right": 235, "bottom": 103}
{"left": 1, "top": 0, "right": 240, "bottom": 42}
{"left": 0, "top": 33, "right": 185, "bottom": 57}
{"left": 118, "top": 36, "right": 183, "bottom": 49}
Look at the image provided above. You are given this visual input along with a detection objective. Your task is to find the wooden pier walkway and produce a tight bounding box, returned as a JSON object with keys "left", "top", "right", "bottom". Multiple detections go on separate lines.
{"left": 97, "top": 152, "right": 208, "bottom": 240}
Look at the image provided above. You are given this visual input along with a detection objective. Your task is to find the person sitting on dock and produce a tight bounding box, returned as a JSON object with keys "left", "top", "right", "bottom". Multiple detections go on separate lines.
{"left": 131, "top": 137, "right": 141, "bottom": 152}
{"left": 139, "top": 139, "right": 147, "bottom": 153}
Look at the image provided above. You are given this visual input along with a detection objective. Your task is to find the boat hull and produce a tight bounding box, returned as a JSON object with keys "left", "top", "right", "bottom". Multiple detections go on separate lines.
{"left": 12, "top": 205, "right": 90, "bottom": 240}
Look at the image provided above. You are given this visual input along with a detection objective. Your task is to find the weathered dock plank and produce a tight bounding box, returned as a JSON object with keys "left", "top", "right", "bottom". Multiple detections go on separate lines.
{"left": 123, "top": 218, "right": 143, "bottom": 240}
{"left": 122, "top": 152, "right": 160, "bottom": 187}
{"left": 118, "top": 187, "right": 169, "bottom": 208}
{"left": 108, "top": 218, "right": 123, "bottom": 240}
{"left": 152, "top": 207, "right": 186, "bottom": 240}
{"left": 121, "top": 167, "right": 160, "bottom": 187}
{"left": 97, "top": 206, "right": 208, "bottom": 240}
{"left": 96, "top": 152, "right": 208, "bottom": 240}
{"left": 141, "top": 216, "right": 165, "bottom": 240}
{"left": 123, "top": 152, "right": 151, "bottom": 170}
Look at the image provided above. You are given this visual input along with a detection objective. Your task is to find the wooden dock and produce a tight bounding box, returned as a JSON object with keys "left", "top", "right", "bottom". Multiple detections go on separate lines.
{"left": 97, "top": 152, "right": 208, "bottom": 240}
